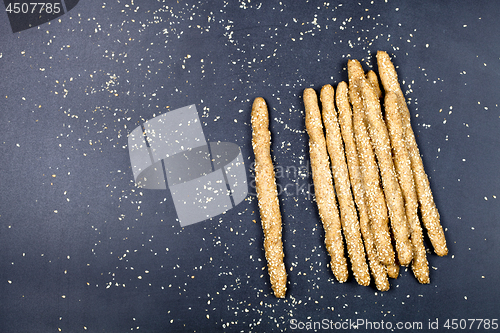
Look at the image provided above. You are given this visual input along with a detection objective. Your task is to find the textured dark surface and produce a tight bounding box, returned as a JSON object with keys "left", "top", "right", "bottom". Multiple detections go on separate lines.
{"left": 0, "top": 1, "right": 499, "bottom": 332}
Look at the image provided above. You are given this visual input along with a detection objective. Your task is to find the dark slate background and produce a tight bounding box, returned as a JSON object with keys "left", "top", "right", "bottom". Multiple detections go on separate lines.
{"left": 0, "top": 1, "right": 499, "bottom": 332}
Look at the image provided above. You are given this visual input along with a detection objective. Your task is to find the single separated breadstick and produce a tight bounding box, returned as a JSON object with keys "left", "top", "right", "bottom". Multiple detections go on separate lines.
{"left": 376, "top": 50, "right": 448, "bottom": 256}
{"left": 347, "top": 60, "right": 396, "bottom": 268}
{"left": 360, "top": 78, "right": 413, "bottom": 266}
{"left": 335, "top": 81, "right": 390, "bottom": 291}
{"left": 303, "top": 88, "right": 349, "bottom": 283}
{"left": 320, "top": 84, "right": 370, "bottom": 287}
{"left": 251, "top": 97, "right": 287, "bottom": 298}
{"left": 384, "top": 92, "right": 429, "bottom": 283}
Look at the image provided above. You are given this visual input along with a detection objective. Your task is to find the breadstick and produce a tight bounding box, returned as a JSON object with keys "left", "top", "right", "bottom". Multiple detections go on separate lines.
{"left": 347, "top": 60, "right": 396, "bottom": 268}
{"left": 366, "top": 70, "right": 401, "bottom": 277}
{"left": 303, "top": 88, "right": 349, "bottom": 283}
{"left": 320, "top": 84, "right": 370, "bottom": 287}
{"left": 384, "top": 92, "right": 429, "bottom": 283}
{"left": 376, "top": 50, "right": 448, "bottom": 256}
{"left": 360, "top": 78, "right": 413, "bottom": 266}
{"left": 366, "top": 70, "right": 383, "bottom": 99}
{"left": 335, "top": 81, "right": 390, "bottom": 291}
{"left": 251, "top": 97, "right": 287, "bottom": 298}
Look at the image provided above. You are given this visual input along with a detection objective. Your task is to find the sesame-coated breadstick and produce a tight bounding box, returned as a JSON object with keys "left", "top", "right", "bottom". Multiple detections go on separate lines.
{"left": 360, "top": 78, "right": 413, "bottom": 266}
{"left": 303, "top": 88, "right": 349, "bottom": 283}
{"left": 367, "top": 68, "right": 401, "bottom": 278}
{"left": 335, "top": 81, "right": 390, "bottom": 291}
{"left": 365, "top": 70, "right": 399, "bottom": 279}
{"left": 251, "top": 97, "right": 287, "bottom": 298}
{"left": 347, "top": 60, "right": 396, "bottom": 268}
{"left": 366, "top": 70, "right": 401, "bottom": 278}
{"left": 320, "top": 84, "right": 370, "bottom": 287}
{"left": 376, "top": 50, "right": 448, "bottom": 257}
{"left": 384, "top": 92, "right": 430, "bottom": 283}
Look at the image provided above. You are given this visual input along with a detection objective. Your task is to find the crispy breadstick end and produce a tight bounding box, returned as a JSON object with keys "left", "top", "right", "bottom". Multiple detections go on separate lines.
{"left": 321, "top": 84, "right": 371, "bottom": 287}
{"left": 251, "top": 97, "right": 287, "bottom": 298}
{"left": 360, "top": 78, "right": 413, "bottom": 266}
{"left": 386, "top": 263, "right": 400, "bottom": 279}
{"left": 336, "top": 81, "right": 390, "bottom": 291}
{"left": 303, "top": 88, "right": 349, "bottom": 283}
{"left": 377, "top": 51, "right": 448, "bottom": 256}
{"left": 366, "top": 70, "right": 383, "bottom": 99}
{"left": 385, "top": 92, "right": 429, "bottom": 283}
{"left": 348, "top": 60, "right": 396, "bottom": 268}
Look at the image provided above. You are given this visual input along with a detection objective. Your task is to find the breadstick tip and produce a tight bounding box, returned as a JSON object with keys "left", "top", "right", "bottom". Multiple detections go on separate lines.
{"left": 303, "top": 87, "right": 316, "bottom": 97}
{"left": 348, "top": 58, "right": 362, "bottom": 67}
{"left": 321, "top": 84, "right": 334, "bottom": 94}
{"left": 253, "top": 97, "right": 266, "bottom": 108}
{"left": 377, "top": 50, "right": 389, "bottom": 58}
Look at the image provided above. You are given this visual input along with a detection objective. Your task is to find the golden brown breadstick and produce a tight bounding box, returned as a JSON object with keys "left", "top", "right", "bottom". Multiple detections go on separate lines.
{"left": 251, "top": 97, "right": 287, "bottom": 298}
{"left": 359, "top": 78, "right": 413, "bottom": 266}
{"left": 320, "top": 84, "right": 370, "bottom": 287}
{"left": 335, "top": 81, "right": 390, "bottom": 291}
{"left": 367, "top": 71, "right": 403, "bottom": 277}
{"left": 303, "top": 88, "right": 349, "bottom": 283}
{"left": 376, "top": 50, "right": 448, "bottom": 257}
{"left": 384, "top": 92, "right": 429, "bottom": 283}
{"left": 366, "top": 70, "right": 383, "bottom": 99}
{"left": 347, "top": 60, "right": 396, "bottom": 268}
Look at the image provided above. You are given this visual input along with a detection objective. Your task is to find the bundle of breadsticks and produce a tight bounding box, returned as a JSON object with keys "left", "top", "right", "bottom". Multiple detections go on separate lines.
{"left": 304, "top": 51, "right": 447, "bottom": 291}
{"left": 251, "top": 51, "right": 447, "bottom": 296}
